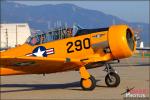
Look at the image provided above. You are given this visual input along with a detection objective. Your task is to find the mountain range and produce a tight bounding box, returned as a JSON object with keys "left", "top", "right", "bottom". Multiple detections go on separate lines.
{"left": 1, "top": 1, "right": 149, "bottom": 44}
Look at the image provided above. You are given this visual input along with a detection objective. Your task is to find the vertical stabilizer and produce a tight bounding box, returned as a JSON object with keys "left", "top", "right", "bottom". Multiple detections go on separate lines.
{"left": 140, "top": 41, "right": 144, "bottom": 48}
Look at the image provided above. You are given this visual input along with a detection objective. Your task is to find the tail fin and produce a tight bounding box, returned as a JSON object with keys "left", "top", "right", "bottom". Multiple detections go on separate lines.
{"left": 140, "top": 41, "right": 144, "bottom": 48}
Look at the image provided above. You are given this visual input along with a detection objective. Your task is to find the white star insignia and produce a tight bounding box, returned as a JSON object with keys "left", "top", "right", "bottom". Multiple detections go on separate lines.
{"left": 33, "top": 47, "right": 45, "bottom": 57}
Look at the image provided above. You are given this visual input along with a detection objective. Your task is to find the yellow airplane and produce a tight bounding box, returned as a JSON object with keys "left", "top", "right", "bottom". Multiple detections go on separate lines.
{"left": 0, "top": 24, "right": 136, "bottom": 90}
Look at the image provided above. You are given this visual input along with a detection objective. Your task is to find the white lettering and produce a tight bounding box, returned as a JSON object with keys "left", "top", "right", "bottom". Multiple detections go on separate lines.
{"left": 125, "top": 92, "right": 145, "bottom": 98}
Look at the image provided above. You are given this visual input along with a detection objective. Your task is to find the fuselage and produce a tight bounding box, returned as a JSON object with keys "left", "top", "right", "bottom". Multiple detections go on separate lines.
{"left": 0, "top": 25, "right": 136, "bottom": 76}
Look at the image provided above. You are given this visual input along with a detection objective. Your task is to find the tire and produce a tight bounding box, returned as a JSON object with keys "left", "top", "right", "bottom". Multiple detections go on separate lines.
{"left": 80, "top": 75, "right": 96, "bottom": 90}
{"left": 105, "top": 72, "right": 120, "bottom": 87}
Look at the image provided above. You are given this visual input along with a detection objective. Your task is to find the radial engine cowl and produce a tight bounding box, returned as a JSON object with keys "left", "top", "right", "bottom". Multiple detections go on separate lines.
{"left": 108, "top": 25, "right": 136, "bottom": 59}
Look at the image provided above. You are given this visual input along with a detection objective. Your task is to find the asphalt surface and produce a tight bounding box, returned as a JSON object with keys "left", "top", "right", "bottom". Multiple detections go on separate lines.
{"left": 0, "top": 56, "right": 150, "bottom": 100}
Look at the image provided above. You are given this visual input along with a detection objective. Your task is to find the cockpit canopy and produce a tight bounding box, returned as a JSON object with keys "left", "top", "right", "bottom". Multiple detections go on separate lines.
{"left": 26, "top": 25, "right": 109, "bottom": 46}
{"left": 26, "top": 27, "right": 73, "bottom": 45}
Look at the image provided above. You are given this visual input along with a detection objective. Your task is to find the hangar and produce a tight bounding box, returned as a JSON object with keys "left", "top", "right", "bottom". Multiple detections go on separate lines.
{"left": 0, "top": 23, "right": 31, "bottom": 50}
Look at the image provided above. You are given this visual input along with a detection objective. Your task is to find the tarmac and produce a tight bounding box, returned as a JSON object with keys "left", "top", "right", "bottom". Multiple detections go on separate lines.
{"left": 0, "top": 56, "right": 150, "bottom": 100}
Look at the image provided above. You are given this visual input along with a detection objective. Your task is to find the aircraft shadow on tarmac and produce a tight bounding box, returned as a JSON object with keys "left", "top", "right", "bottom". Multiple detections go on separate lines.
{"left": 0, "top": 80, "right": 105, "bottom": 93}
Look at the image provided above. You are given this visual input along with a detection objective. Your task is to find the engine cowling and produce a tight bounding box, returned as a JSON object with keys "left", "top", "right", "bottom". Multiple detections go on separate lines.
{"left": 108, "top": 25, "right": 136, "bottom": 59}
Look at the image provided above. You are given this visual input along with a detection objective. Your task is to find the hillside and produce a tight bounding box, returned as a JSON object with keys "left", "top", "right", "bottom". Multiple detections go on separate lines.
{"left": 1, "top": 1, "right": 149, "bottom": 44}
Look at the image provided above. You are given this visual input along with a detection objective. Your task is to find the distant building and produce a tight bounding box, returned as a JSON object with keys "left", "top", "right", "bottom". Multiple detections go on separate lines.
{"left": 0, "top": 23, "right": 31, "bottom": 49}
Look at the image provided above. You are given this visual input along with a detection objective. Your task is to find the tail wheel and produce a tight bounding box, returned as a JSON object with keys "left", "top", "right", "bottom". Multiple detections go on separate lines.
{"left": 105, "top": 72, "right": 120, "bottom": 87}
{"left": 80, "top": 75, "right": 96, "bottom": 90}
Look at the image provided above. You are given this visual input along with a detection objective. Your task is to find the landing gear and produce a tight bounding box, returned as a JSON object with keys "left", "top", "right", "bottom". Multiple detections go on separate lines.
{"left": 105, "top": 72, "right": 120, "bottom": 87}
{"left": 104, "top": 64, "right": 120, "bottom": 87}
{"left": 80, "top": 75, "right": 96, "bottom": 90}
{"left": 79, "top": 66, "right": 96, "bottom": 90}
{"left": 78, "top": 64, "right": 120, "bottom": 90}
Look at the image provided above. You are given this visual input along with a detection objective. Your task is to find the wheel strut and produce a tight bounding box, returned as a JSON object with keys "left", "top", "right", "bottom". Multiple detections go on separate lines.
{"left": 104, "top": 63, "right": 120, "bottom": 87}
{"left": 79, "top": 66, "right": 90, "bottom": 79}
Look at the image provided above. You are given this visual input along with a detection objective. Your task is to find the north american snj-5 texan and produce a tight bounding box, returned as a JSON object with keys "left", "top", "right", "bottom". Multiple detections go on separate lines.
{"left": 0, "top": 24, "right": 149, "bottom": 90}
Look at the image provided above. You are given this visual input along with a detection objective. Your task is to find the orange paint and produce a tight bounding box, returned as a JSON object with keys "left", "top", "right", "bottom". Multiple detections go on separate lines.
{"left": 0, "top": 24, "right": 135, "bottom": 76}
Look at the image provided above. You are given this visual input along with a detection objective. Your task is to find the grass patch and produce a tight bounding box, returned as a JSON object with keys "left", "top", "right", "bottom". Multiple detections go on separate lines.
{"left": 134, "top": 53, "right": 150, "bottom": 57}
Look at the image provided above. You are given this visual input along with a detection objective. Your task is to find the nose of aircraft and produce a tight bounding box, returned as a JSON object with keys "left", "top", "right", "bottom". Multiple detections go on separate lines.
{"left": 108, "top": 25, "right": 136, "bottom": 59}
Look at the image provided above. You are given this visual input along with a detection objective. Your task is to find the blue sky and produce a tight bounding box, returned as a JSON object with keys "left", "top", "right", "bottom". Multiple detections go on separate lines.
{"left": 13, "top": 1, "right": 149, "bottom": 24}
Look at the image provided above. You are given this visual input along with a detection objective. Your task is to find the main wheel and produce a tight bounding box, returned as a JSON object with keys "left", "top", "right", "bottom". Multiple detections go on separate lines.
{"left": 80, "top": 75, "right": 96, "bottom": 90}
{"left": 105, "top": 72, "right": 120, "bottom": 87}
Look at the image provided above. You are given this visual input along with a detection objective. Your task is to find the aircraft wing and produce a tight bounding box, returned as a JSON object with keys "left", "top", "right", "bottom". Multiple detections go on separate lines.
{"left": 136, "top": 41, "right": 150, "bottom": 50}
{"left": 0, "top": 56, "right": 96, "bottom": 75}
{"left": 136, "top": 47, "right": 150, "bottom": 50}
{"left": 0, "top": 52, "right": 111, "bottom": 76}
{"left": 1, "top": 56, "right": 83, "bottom": 68}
